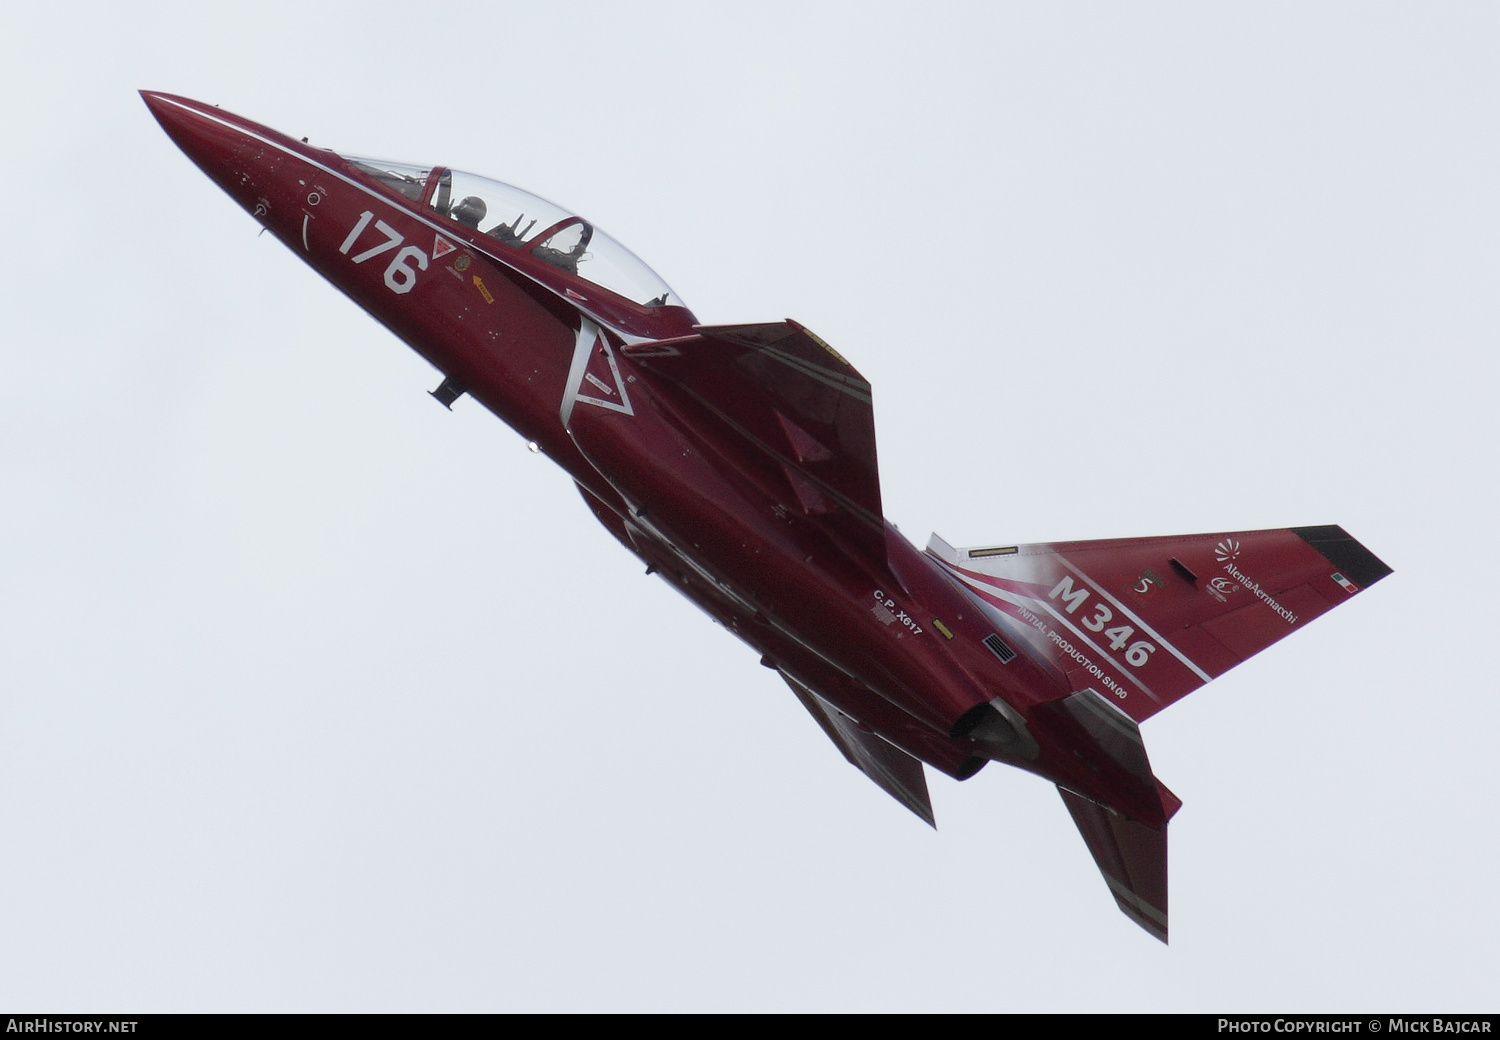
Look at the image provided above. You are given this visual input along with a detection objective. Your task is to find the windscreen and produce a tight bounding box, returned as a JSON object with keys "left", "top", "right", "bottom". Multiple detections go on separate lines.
{"left": 342, "top": 156, "right": 433, "bottom": 203}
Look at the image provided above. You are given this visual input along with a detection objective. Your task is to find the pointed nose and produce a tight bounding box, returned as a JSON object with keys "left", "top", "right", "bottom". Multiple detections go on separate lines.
{"left": 141, "top": 91, "right": 289, "bottom": 217}
{"left": 138, "top": 89, "right": 174, "bottom": 119}
{"left": 140, "top": 90, "right": 208, "bottom": 146}
{"left": 141, "top": 91, "right": 244, "bottom": 170}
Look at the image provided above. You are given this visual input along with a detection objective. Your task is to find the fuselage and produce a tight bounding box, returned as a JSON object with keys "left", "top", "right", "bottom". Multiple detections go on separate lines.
{"left": 144, "top": 92, "right": 1168, "bottom": 825}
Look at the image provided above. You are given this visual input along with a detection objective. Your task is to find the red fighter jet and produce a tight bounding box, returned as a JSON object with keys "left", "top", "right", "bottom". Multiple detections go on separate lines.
{"left": 143, "top": 91, "right": 1391, "bottom": 942}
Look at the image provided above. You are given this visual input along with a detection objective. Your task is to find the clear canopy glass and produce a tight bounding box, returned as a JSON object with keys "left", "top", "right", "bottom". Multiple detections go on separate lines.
{"left": 343, "top": 156, "right": 433, "bottom": 203}
{"left": 341, "top": 155, "right": 682, "bottom": 309}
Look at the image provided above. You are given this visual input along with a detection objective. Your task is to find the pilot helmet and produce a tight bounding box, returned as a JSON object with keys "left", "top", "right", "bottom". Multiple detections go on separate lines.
{"left": 451, "top": 195, "right": 487, "bottom": 228}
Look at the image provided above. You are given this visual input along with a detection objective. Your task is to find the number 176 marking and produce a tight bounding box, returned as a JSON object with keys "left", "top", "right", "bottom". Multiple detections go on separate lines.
{"left": 339, "top": 210, "right": 428, "bottom": 294}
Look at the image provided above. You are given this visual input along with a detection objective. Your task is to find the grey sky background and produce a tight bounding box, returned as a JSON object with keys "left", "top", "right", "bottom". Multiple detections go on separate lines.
{"left": 1, "top": 2, "right": 1496, "bottom": 1011}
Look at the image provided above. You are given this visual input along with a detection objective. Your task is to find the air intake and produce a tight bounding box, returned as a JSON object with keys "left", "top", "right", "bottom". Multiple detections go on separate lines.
{"left": 983, "top": 633, "right": 1017, "bottom": 664}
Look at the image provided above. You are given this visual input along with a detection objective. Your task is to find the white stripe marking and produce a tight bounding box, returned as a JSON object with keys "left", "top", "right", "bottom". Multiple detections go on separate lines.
{"left": 1056, "top": 554, "right": 1214, "bottom": 684}
{"left": 560, "top": 319, "right": 632, "bottom": 430}
{"left": 560, "top": 319, "right": 598, "bottom": 429}
{"left": 940, "top": 561, "right": 1161, "bottom": 704}
{"left": 1106, "top": 875, "right": 1168, "bottom": 927}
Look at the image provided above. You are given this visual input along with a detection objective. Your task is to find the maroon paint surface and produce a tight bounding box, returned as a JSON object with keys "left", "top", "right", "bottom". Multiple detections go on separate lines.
{"left": 143, "top": 92, "right": 1388, "bottom": 942}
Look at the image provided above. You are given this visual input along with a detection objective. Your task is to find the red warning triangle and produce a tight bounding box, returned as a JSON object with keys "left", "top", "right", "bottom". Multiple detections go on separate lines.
{"left": 432, "top": 234, "right": 456, "bottom": 260}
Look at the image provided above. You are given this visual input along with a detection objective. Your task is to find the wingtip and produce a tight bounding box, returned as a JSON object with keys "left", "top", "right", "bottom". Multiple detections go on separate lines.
{"left": 914, "top": 801, "right": 937, "bottom": 830}
{"left": 1111, "top": 882, "right": 1169, "bottom": 943}
{"left": 1060, "top": 786, "right": 1170, "bottom": 943}
{"left": 1292, "top": 525, "right": 1393, "bottom": 589}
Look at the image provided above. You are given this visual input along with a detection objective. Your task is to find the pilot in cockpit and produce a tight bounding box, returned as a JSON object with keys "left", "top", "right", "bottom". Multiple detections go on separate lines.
{"left": 450, "top": 196, "right": 487, "bottom": 229}
{"left": 531, "top": 223, "right": 593, "bottom": 276}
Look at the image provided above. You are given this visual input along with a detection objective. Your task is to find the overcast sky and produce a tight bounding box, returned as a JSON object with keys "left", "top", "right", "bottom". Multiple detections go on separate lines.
{"left": 1, "top": 2, "right": 1496, "bottom": 1012}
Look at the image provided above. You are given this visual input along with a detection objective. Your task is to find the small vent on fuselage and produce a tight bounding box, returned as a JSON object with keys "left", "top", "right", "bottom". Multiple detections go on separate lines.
{"left": 969, "top": 546, "right": 1018, "bottom": 558}
{"left": 983, "top": 633, "right": 1017, "bottom": 664}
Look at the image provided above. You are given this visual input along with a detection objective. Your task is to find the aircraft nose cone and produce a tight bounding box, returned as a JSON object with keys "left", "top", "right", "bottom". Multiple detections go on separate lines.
{"left": 140, "top": 90, "right": 227, "bottom": 160}
{"left": 140, "top": 90, "right": 195, "bottom": 139}
{"left": 140, "top": 90, "right": 273, "bottom": 215}
{"left": 138, "top": 89, "right": 170, "bottom": 114}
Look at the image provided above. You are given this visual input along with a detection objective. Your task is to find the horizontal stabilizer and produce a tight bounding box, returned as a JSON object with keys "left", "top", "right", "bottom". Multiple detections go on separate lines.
{"left": 779, "top": 669, "right": 935, "bottom": 827}
{"left": 622, "top": 322, "right": 884, "bottom": 562}
{"left": 929, "top": 526, "right": 1390, "bottom": 722}
{"left": 1059, "top": 786, "right": 1169, "bottom": 943}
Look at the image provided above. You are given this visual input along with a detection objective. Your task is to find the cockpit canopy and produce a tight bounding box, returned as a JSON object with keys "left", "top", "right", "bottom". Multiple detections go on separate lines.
{"left": 342, "top": 157, "right": 682, "bottom": 310}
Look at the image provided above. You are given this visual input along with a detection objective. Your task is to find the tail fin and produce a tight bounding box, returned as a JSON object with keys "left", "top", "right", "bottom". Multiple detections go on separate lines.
{"left": 1059, "top": 786, "right": 1170, "bottom": 943}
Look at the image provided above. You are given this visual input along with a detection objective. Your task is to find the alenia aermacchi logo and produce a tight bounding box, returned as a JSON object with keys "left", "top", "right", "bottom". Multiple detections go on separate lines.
{"left": 1212, "top": 541, "right": 1300, "bottom": 626}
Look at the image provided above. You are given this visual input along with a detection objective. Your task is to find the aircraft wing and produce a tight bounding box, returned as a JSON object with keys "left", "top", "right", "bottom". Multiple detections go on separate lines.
{"left": 1058, "top": 786, "right": 1170, "bottom": 943}
{"left": 930, "top": 526, "right": 1391, "bottom": 723}
{"left": 621, "top": 321, "right": 884, "bottom": 562}
{"left": 777, "top": 669, "right": 935, "bottom": 828}
{"left": 575, "top": 478, "right": 940, "bottom": 826}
